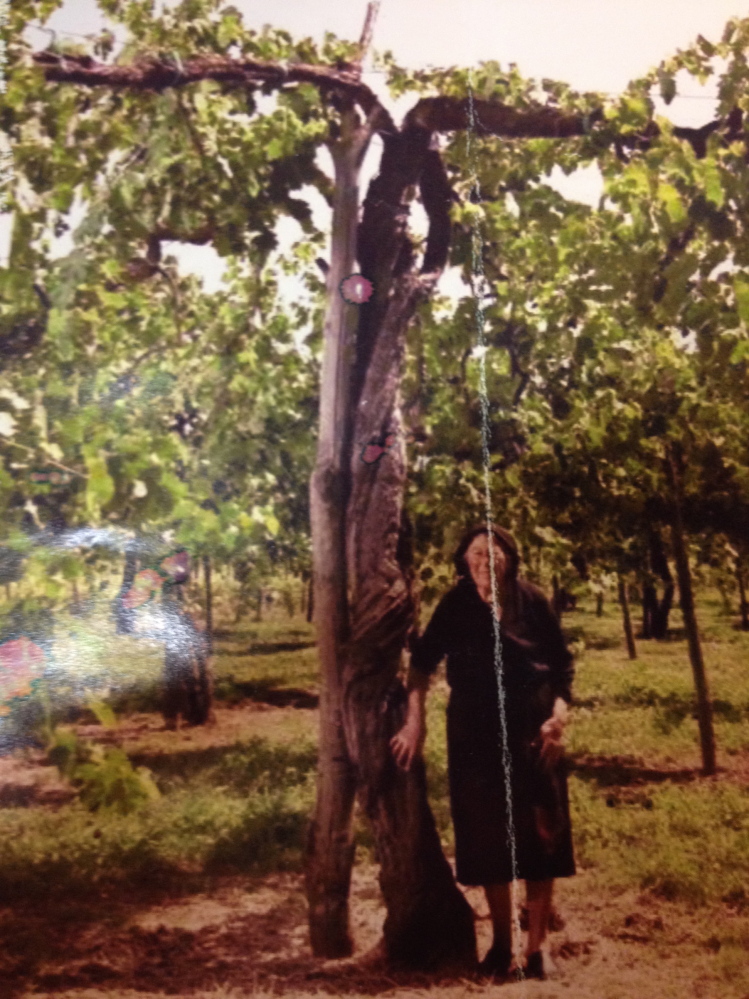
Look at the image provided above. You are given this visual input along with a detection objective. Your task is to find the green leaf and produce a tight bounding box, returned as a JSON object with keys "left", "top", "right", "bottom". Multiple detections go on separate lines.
{"left": 657, "top": 183, "right": 686, "bottom": 224}
{"left": 84, "top": 454, "right": 115, "bottom": 520}
{"left": 86, "top": 697, "right": 118, "bottom": 728}
{"left": 729, "top": 339, "right": 749, "bottom": 364}
{"left": 658, "top": 72, "right": 677, "bottom": 105}
{"left": 703, "top": 162, "right": 725, "bottom": 209}
{"left": 734, "top": 276, "right": 749, "bottom": 324}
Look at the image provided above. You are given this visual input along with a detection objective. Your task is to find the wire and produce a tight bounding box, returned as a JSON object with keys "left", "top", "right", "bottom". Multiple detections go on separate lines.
{"left": 26, "top": 24, "right": 105, "bottom": 42}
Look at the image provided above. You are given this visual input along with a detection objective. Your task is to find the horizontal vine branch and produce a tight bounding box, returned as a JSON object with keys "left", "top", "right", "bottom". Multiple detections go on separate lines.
{"left": 33, "top": 50, "right": 740, "bottom": 161}
{"left": 405, "top": 96, "right": 600, "bottom": 137}
{"left": 32, "top": 49, "right": 395, "bottom": 130}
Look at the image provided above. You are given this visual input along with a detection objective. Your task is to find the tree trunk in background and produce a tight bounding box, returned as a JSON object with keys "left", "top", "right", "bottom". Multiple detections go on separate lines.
{"left": 71, "top": 579, "right": 81, "bottom": 615}
{"left": 641, "top": 581, "right": 654, "bottom": 638}
{"left": 665, "top": 446, "right": 716, "bottom": 776}
{"left": 618, "top": 576, "right": 637, "bottom": 660}
{"left": 596, "top": 591, "right": 604, "bottom": 617}
{"left": 162, "top": 587, "right": 214, "bottom": 728}
{"left": 306, "top": 116, "right": 362, "bottom": 959}
{"left": 114, "top": 548, "right": 137, "bottom": 634}
{"left": 736, "top": 558, "right": 749, "bottom": 631}
{"left": 306, "top": 577, "right": 314, "bottom": 623}
{"left": 202, "top": 554, "right": 213, "bottom": 653}
{"left": 552, "top": 574, "right": 562, "bottom": 619}
{"left": 649, "top": 530, "right": 674, "bottom": 639}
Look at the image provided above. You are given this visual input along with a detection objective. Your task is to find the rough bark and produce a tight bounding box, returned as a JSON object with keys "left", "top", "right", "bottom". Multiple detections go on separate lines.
{"left": 334, "top": 99, "right": 477, "bottom": 965}
{"left": 342, "top": 269, "right": 476, "bottom": 969}
{"left": 618, "top": 576, "right": 637, "bottom": 660}
{"left": 665, "top": 448, "right": 716, "bottom": 776}
{"left": 306, "top": 113, "right": 363, "bottom": 960}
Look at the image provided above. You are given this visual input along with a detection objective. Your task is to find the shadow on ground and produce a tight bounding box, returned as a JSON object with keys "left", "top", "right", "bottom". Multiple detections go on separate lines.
{"left": 214, "top": 675, "right": 319, "bottom": 709}
{"left": 0, "top": 874, "right": 472, "bottom": 998}
{"left": 214, "top": 640, "right": 315, "bottom": 657}
{"left": 129, "top": 735, "right": 317, "bottom": 785}
{"left": 569, "top": 753, "right": 700, "bottom": 787}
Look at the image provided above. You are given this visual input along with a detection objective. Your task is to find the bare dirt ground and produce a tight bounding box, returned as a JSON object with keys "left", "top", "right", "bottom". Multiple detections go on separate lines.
{"left": 5, "top": 863, "right": 749, "bottom": 999}
{"left": 2, "top": 702, "right": 749, "bottom": 999}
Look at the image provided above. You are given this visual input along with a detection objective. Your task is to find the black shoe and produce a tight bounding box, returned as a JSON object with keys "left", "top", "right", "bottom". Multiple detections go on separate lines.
{"left": 478, "top": 944, "right": 512, "bottom": 980}
{"left": 524, "top": 950, "right": 546, "bottom": 980}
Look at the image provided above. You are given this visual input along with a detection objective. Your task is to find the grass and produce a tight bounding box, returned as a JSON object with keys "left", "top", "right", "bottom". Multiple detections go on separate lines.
{"left": 562, "top": 590, "right": 749, "bottom": 909}
{"left": 1, "top": 587, "right": 749, "bottom": 919}
{"left": 212, "top": 620, "right": 319, "bottom": 707}
{"left": 0, "top": 735, "right": 318, "bottom": 901}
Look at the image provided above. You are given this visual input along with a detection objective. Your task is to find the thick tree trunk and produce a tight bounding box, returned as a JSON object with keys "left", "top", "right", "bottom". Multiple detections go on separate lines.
{"left": 665, "top": 448, "right": 716, "bottom": 776}
{"left": 306, "top": 118, "right": 362, "bottom": 959}
{"left": 736, "top": 558, "right": 749, "bottom": 631}
{"left": 343, "top": 271, "right": 475, "bottom": 970}
{"left": 618, "top": 575, "right": 637, "bottom": 660}
{"left": 307, "top": 98, "right": 476, "bottom": 967}
{"left": 202, "top": 554, "right": 213, "bottom": 653}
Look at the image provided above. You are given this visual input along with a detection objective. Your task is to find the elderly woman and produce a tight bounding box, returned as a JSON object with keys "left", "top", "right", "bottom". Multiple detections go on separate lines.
{"left": 390, "top": 525, "right": 575, "bottom": 981}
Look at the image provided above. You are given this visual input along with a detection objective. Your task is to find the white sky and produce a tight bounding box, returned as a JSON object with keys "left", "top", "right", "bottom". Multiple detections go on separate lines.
{"left": 6, "top": 0, "right": 745, "bottom": 293}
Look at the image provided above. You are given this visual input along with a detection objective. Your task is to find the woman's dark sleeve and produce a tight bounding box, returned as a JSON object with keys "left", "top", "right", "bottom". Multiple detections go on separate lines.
{"left": 532, "top": 591, "right": 575, "bottom": 704}
{"left": 409, "top": 589, "right": 456, "bottom": 678}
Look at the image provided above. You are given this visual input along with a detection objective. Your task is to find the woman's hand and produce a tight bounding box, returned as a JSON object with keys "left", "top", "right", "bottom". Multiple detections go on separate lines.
{"left": 538, "top": 697, "right": 569, "bottom": 769}
{"left": 391, "top": 673, "right": 429, "bottom": 771}
{"left": 390, "top": 718, "right": 424, "bottom": 772}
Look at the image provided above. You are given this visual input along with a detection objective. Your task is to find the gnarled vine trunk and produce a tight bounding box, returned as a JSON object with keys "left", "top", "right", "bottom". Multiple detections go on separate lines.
{"left": 306, "top": 96, "right": 476, "bottom": 969}
{"left": 342, "top": 273, "right": 475, "bottom": 970}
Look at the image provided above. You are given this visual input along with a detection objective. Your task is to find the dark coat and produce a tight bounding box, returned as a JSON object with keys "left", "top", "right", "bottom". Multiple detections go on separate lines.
{"left": 411, "top": 574, "right": 576, "bottom": 886}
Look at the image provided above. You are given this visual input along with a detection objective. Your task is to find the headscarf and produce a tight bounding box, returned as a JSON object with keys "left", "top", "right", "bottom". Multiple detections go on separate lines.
{"left": 452, "top": 525, "right": 520, "bottom": 583}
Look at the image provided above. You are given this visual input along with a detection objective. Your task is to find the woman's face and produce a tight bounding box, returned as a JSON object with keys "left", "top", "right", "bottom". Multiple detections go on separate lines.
{"left": 464, "top": 534, "right": 507, "bottom": 593}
